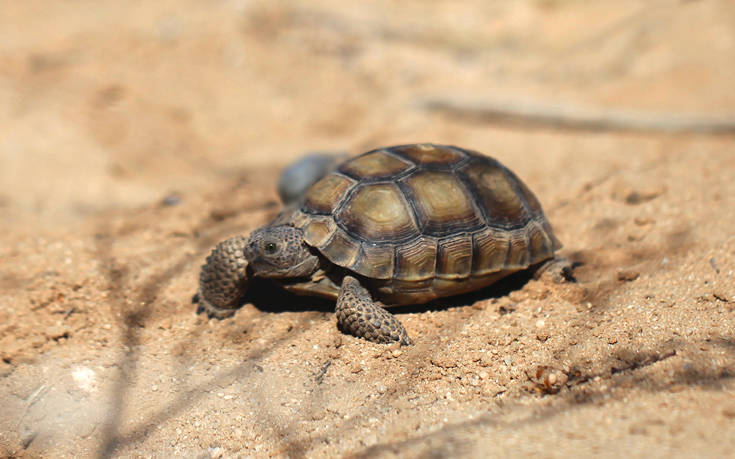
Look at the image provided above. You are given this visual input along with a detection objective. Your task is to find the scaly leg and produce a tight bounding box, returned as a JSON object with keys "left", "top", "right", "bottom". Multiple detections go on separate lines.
{"left": 335, "top": 276, "right": 412, "bottom": 345}
{"left": 198, "top": 236, "right": 250, "bottom": 318}
{"left": 533, "top": 256, "right": 574, "bottom": 284}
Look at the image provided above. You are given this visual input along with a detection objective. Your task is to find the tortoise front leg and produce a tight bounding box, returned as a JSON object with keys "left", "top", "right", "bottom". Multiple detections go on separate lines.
{"left": 335, "top": 276, "right": 412, "bottom": 345}
{"left": 198, "top": 236, "right": 250, "bottom": 318}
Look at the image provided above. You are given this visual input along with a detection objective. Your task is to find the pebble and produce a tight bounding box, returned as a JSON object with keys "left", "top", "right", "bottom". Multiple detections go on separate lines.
{"left": 713, "top": 290, "right": 731, "bottom": 303}
{"left": 161, "top": 193, "right": 182, "bottom": 206}
{"left": 625, "top": 188, "right": 662, "bottom": 205}
{"left": 479, "top": 371, "right": 489, "bottom": 380}
{"left": 503, "top": 356, "right": 513, "bottom": 366}
{"left": 535, "top": 319, "right": 545, "bottom": 329}
{"left": 430, "top": 355, "right": 457, "bottom": 369}
{"left": 72, "top": 367, "right": 96, "bottom": 392}
{"left": 376, "top": 384, "right": 387, "bottom": 394}
{"left": 45, "top": 324, "right": 70, "bottom": 340}
{"left": 617, "top": 269, "right": 640, "bottom": 282}
{"left": 391, "top": 350, "right": 403, "bottom": 358}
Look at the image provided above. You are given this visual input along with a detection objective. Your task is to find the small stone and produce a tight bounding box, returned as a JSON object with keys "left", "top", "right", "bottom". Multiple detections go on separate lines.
{"left": 161, "top": 193, "right": 182, "bottom": 206}
{"left": 478, "top": 371, "right": 489, "bottom": 380}
{"left": 536, "top": 333, "right": 550, "bottom": 342}
{"left": 45, "top": 324, "right": 71, "bottom": 340}
{"left": 617, "top": 270, "right": 640, "bottom": 282}
{"left": 624, "top": 188, "right": 663, "bottom": 205}
{"left": 503, "top": 356, "right": 513, "bottom": 366}
{"left": 430, "top": 355, "right": 457, "bottom": 369}
{"left": 376, "top": 384, "right": 387, "bottom": 394}
{"left": 0, "top": 361, "right": 12, "bottom": 378}
{"left": 391, "top": 350, "right": 403, "bottom": 358}
{"left": 535, "top": 319, "right": 545, "bottom": 329}
{"left": 713, "top": 290, "right": 730, "bottom": 303}
{"left": 508, "top": 291, "right": 525, "bottom": 303}
{"left": 608, "top": 337, "right": 618, "bottom": 345}
{"left": 72, "top": 367, "right": 96, "bottom": 392}
{"left": 634, "top": 217, "right": 654, "bottom": 226}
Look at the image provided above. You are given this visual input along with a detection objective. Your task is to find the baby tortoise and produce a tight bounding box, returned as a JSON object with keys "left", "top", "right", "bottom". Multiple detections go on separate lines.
{"left": 198, "top": 144, "right": 566, "bottom": 345}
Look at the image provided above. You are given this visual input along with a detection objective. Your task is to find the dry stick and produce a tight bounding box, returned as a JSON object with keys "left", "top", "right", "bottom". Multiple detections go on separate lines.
{"left": 421, "top": 96, "right": 735, "bottom": 135}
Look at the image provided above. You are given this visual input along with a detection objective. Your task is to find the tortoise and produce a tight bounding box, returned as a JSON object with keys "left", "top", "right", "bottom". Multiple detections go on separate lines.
{"left": 198, "top": 143, "right": 565, "bottom": 345}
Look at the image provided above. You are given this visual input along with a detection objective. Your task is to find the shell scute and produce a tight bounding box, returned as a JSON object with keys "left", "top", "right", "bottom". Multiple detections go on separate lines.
{"left": 336, "top": 183, "right": 419, "bottom": 243}
{"left": 321, "top": 228, "right": 360, "bottom": 268}
{"left": 395, "top": 238, "right": 437, "bottom": 281}
{"left": 459, "top": 157, "right": 531, "bottom": 229}
{"left": 390, "top": 143, "right": 465, "bottom": 166}
{"left": 302, "top": 217, "right": 336, "bottom": 247}
{"left": 351, "top": 242, "right": 395, "bottom": 279}
{"left": 304, "top": 174, "right": 355, "bottom": 214}
{"left": 505, "top": 230, "right": 530, "bottom": 268}
{"left": 471, "top": 228, "right": 510, "bottom": 275}
{"left": 436, "top": 235, "right": 473, "bottom": 279}
{"left": 339, "top": 150, "right": 413, "bottom": 180}
{"left": 401, "top": 170, "right": 484, "bottom": 236}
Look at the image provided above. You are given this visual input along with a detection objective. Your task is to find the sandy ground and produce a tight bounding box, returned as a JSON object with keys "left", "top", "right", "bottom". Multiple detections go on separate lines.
{"left": 2, "top": 0, "right": 735, "bottom": 457}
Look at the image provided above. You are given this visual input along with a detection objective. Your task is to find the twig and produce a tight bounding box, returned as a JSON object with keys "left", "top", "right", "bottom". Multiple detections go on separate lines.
{"left": 420, "top": 96, "right": 735, "bottom": 135}
{"left": 314, "top": 360, "right": 331, "bottom": 385}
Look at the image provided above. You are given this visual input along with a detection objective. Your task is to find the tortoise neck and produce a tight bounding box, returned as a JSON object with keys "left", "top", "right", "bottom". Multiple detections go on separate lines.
{"left": 279, "top": 264, "right": 342, "bottom": 301}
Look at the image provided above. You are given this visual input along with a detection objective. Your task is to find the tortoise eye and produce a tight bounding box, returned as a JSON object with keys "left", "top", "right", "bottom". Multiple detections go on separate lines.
{"left": 264, "top": 242, "right": 278, "bottom": 254}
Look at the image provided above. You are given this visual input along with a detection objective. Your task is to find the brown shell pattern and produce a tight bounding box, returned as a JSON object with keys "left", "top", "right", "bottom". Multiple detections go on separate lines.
{"left": 297, "top": 144, "right": 561, "bottom": 281}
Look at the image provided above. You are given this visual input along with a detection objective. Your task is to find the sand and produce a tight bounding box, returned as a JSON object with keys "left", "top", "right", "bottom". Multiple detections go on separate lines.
{"left": 1, "top": 1, "right": 734, "bottom": 457}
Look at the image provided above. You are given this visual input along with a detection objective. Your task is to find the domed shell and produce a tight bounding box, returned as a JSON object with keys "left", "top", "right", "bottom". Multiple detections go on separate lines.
{"left": 293, "top": 144, "right": 561, "bottom": 282}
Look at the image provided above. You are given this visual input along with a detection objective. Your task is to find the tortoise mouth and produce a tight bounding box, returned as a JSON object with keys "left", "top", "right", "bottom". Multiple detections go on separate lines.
{"left": 248, "top": 250, "right": 321, "bottom": 280}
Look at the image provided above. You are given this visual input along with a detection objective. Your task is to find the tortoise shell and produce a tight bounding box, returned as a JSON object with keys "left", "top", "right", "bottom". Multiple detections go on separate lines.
{"left": 287, "top": 144, "right": 560, "bottom": 300}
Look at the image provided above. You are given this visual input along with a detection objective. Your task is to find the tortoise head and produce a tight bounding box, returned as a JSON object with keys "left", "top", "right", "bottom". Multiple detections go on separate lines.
{"left": 244, "top": 225, "right": 320, "bottom": 279}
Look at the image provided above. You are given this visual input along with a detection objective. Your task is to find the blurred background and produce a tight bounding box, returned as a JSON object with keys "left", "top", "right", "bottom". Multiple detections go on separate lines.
{"left": 2, "top": 0, "right": 734, "bottom": 227}
{"left": 3, "top": 2, "right": 735, "bottom": 457}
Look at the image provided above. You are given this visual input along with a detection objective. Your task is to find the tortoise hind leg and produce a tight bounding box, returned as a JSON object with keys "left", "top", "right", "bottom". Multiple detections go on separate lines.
{"left": 336, "top": 276, "right": 413, "bottom": 346}
{"left": 533, "top": 256, "right": 575, "bottom": 283}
